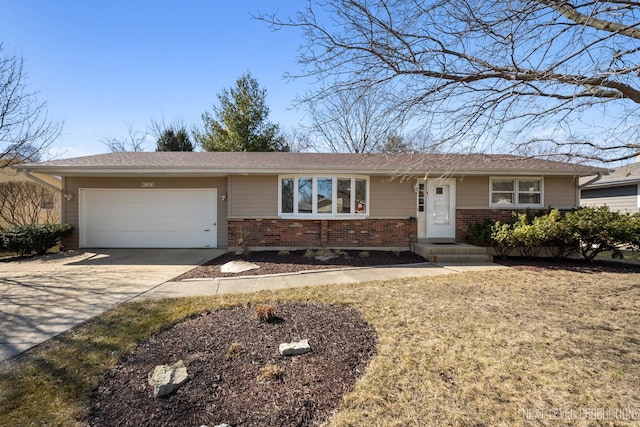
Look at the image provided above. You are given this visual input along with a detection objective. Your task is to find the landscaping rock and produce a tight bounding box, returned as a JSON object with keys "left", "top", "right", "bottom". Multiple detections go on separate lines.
{"left": 279, "top": 339, "right": 312, "bottom": 356}
{"left": 220, "top": 260, "right": 260, "bottom": 273}
{"left": 148, "top": 360, "right": 188, "bottom": 397}
{"left": 315, "top": 254, "right": 337, "bottom": 262}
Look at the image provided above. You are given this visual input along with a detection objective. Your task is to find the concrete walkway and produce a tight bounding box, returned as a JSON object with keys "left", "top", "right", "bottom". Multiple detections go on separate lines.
{"left": 1, "top": 248, "right": 507, "bottom": 362}
{"left": 0, "top": 249, "right": 224, "bottom": 361}
{"left": 135, "top": 262, "right": 508, "bottom": 300}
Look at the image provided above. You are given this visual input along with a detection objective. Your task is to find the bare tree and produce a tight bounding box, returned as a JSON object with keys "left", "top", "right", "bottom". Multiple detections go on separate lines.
{"left": 280, "top": 127, "right": 312, "bottom": 152}
{"left": 0, "top": 181, "right": 58, "bottom": 228}
{"left": 101, "top": 123, "right": 149, "bottom": 152}
{"left": 260, "top": 1, "right": 640, "bottom": 163}
{"left": 0, "top": 44, "right": 61, "bottom": 162}
{"left": 380, "top": 130, "right": 437, "bottom": 153}
{"left": 304, "top": 87, "right": 404, "bottom": 153}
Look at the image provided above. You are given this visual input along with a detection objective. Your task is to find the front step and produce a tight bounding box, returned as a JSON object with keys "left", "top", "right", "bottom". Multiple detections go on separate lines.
{"left": 412, "top": 242, "right": 493, "bottom": 264}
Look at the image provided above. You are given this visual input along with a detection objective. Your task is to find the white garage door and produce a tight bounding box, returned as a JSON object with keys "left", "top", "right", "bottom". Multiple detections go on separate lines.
{"left": 80, "top": 189, "right": 217, "bottom": 248}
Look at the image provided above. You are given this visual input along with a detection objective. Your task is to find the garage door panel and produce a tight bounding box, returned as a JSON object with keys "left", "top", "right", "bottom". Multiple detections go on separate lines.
{"left": 86, "top": 217, "right": 213, "bottom": 233}
{"left": 86, "top": 217, "right": 213, "bottom": 232}
{"left": 80, "top": 189, "right": 217, "bottom": 248}
{"left": 84, "top": 231, "right": 214, "bottom": 248}
{"left": 87, "top": 203, "right": 213, "bottom": 218}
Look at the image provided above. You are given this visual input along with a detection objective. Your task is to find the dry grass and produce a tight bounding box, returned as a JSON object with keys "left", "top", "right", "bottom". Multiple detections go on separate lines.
{"left": 1, "top": 268, "right": 640, "bottom": 426}
{"left": 224, "top": 342, "right": 245, "bottom": 360}
{"left": 257, "top": 364, "right": 285, "bottom": 382}
{"left": 253, "top": 303, "right": 278, "bottom": 323}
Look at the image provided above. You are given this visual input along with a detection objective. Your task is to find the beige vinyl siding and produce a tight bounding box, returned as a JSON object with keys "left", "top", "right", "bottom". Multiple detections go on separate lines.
{"left": 543, "top": 176, "right": 579, "bottom": 208}
{"left": 228, "top": 175, "right": 415, "bottom": 218}
{"left": 582, "top": 194, "right": 639, "bottom": 214}
{"left": 457, "top": 175, "right": 578, "bottom": 209}
{"left": 63, "top": 177, "right": 228, "bottom": 249}
{"left": 369, "top": 176, "right": 415, "bottom": 217}
{"left": 228, "top": 175, "right": 278, "bottom": 217}
{"left": 457, "top": 176, "right": 489, "bottom": 208}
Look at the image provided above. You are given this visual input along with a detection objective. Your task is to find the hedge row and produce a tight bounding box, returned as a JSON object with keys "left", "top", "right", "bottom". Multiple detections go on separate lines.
{"left": 0, "top": 223, "right": 74, "bottom": 256}
{"left": 466, "top": 206, "right": 640, "bottom": 262}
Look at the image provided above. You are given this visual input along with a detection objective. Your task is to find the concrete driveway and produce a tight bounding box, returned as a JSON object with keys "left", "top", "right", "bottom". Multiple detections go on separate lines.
{"left": 0, "top": 248, "right": 224, "bottom": 361}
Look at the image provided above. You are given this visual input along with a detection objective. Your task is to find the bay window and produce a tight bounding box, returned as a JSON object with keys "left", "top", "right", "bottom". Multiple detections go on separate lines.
{"left": 278, "top": 175, "right": 369, "bottom": 217}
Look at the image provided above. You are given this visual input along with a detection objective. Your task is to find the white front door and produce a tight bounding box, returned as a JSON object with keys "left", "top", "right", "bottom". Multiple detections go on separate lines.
{"left": 417, "top": 178, "right": 456, "bottom": 240}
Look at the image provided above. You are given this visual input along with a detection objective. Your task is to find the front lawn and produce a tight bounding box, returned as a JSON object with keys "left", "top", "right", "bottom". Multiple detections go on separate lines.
{"left": 1, "top": 265, "right": 639, "bottom": 426}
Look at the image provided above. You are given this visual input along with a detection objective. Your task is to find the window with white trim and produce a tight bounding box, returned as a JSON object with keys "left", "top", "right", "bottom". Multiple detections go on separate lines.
{"left": 490, "top": 178, "right": 543, "bottom": 207}
{"left": 279, "top": 175, "right": 369, "bottom": 217}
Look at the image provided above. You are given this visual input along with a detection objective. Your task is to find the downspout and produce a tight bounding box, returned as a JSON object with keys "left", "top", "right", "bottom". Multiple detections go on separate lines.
{"left": 577, "top": 172, "right": 604, "bottom": 208}
{"left": 21, "top": 168, "right": 64, "bottom": 224}
{"left": 578, "top": 172, "right": 604, "bottom": 189}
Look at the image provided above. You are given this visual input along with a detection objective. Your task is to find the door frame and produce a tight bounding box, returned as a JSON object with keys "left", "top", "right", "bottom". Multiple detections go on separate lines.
{"left": 416, "top": 178, "right": 457, "bottom": 240}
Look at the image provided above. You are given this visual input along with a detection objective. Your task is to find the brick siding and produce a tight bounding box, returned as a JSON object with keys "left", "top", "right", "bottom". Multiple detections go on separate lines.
{"left": 228, "top": 218, "right": 417, "bottom": 249}
{"left": 456, "top": 209, "right": 531, "bottom": 242}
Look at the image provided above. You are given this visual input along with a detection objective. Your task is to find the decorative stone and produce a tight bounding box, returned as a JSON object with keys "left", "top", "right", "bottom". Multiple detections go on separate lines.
{"left": 148, "top": 360, "right": 188, "bottom": 397}
{"left": 220, "top": 260, "right": 260, "bottom": 273}
{"left": 279, "top": 339, "right": 312, "bottom": 356}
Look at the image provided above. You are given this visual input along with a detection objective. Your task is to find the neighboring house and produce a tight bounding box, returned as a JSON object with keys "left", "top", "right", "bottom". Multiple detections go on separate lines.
{"left": 16, "top": 152, "right": 605, "bottom": 251}
{"left": 581, "top": 160, "right": 640, "bottom": 214}
{"left": 0, "top": 162, "right": 62, "bottom": 229}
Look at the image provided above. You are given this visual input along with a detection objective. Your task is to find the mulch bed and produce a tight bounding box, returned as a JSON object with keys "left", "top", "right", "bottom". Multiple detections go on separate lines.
{"left": 87, "top": 302, "right": 377, "bottom": 427}
{"left": 174, "top": 250, "right": 427, "bottom": 281}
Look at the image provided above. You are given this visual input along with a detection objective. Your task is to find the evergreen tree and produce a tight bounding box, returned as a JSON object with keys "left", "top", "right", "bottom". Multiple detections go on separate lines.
{"left": 196, "top": 72, "right": 287, "bottom": 152}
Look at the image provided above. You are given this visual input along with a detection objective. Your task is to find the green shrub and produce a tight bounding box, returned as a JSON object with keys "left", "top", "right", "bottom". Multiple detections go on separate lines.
{"left": 490, "top": 221, "right": 515, "bottom": 259}
{"left": 0, "top": 223, "right": 74, "bottom": 256}
{"left": 629, "top": 213, "right": 640, "bottom": 251}
{"left": 465, "top": 219, "right": 495, "bottom": 247}
{"left": 532, "top": 209, "right": 579, "bottom": 259}
{"left": 510, "top": 213, "right": 542, "bottom": 258}
{"left": 564, "top": 206, "right": 634, "bottom": 262}
{"left": 474, "top": 207, "right": 638, "bottom": 262}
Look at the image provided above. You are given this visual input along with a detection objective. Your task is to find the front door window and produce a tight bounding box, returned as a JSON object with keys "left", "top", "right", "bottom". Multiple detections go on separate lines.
{"left": 417, "top": 178, "right": 456, "bottom": 239}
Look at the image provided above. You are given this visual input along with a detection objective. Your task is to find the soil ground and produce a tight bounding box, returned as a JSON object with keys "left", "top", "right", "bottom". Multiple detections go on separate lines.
{"left": 174, "top": 250, "right": 426, "bottom": 281}
{"left": 87, "top": 303, "right": 377, "bottom": 427}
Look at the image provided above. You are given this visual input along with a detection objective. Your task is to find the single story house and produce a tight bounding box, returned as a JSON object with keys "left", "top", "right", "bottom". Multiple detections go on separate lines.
{"left": 17, "top": 152, "right": 606, "bottom": 251}
{"left": 581, "top": 160, "right": 640, "bottom": 214}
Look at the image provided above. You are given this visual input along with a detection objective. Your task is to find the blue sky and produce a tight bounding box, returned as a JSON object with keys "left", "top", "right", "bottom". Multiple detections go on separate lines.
{"left": 1, "top": 1, "right": 309, "bottom": 158}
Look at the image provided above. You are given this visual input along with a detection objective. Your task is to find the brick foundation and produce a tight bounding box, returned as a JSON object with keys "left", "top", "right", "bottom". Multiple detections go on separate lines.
{"left": 456, "top": 209, "right": 531, "bottom": 242}
{"left": 228, "top": 218, "right": 417, "bottom": 249}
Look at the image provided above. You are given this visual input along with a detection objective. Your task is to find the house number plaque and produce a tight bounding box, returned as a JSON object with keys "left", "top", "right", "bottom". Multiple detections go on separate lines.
{"left": 141, "top": 181, "right": 155, "bottom": 188}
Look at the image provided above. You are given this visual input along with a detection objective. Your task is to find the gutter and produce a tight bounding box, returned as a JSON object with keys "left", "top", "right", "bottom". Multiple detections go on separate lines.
{"left": 578, "top": 172, "right": 604, "bottom": 189}
{"left": 18, "top": 166, "right": 605, "bottom": 177}
{"left": 21, "top": 168, "right": 63, "bottom": 193}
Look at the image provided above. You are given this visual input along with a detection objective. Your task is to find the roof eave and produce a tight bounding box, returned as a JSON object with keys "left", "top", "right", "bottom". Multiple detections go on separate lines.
{"left": 19, "top": 165, "right": 601, "bottom": 177}
{"left": 584, "top": 177, "right": 640, "bottom": 188}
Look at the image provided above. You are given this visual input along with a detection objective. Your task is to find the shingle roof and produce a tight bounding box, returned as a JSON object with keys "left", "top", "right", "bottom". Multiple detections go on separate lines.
{"left": 581, "top": 160, "right": 640, "bottom": 187}
{"left": 18, "top": 152, "right": 606, "bottom": 176}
